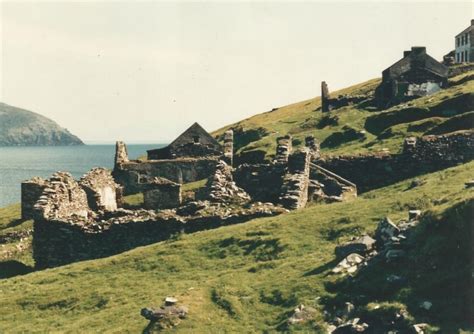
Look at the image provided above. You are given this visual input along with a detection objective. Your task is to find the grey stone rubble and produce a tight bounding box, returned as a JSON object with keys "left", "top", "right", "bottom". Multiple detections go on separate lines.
{"left": 328, "top": 209, "right": 431, "bottom": 332}
{"left": 335, "top": 235, "right": 376, "bottom": 259}
{"left": 287, "top": 304, "right": 317, "bottom": 325}
{"left": 141, "top": 297, "right": 188, "bottom": 331}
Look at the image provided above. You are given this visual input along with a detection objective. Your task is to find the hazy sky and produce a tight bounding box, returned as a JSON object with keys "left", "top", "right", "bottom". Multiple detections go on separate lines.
{"left": 0, "top": 1, "right": 472, "bottom": 143}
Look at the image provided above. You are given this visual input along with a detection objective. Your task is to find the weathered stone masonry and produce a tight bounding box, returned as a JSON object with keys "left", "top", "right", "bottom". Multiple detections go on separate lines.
{"left": 318, "top": 131, "right": 474, "bottom": 192}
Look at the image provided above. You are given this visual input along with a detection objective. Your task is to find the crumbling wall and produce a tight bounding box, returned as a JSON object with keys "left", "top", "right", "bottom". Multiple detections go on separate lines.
{"left": 113, "top": 158, "right": 219, "bottom": 195}
{"left": 321, "top": 81, "right": 368, "bottom": 112}
{"left": 309, "top": 163, "right": 357, "bottom": 201}
{"left": 233, "top": 163, "right": 286, "bottom": 203}
{"left": 115, "top": 141, "right": 129, "bottom": 167}
{"left": 279, "top": 149, "right": 311, "bottom": 209}
{"left": 34, "top": 172, "right": 91, "bottom": 220}
{"left": 205, "top": 160, "right": 250, "bottom": 204}
{"left": 223, "top": 130, "right": 234, "bottom": 166}
{"left": 143, "top": 177, "right": 182, "bottom": 210}
{"left": 319, "top": 131, "right": 474, "bottom": 192}
{"left": 32, "top": 205, "right": 283, "bottom": 269}
{"left": 21, "top": 177, "right": 48, "bottom": 220}
{"left": 79, "top": 168, "right": 121, "bottom": 212}
{"left": 275, "top": 135, "right": 292, "bottom": 163}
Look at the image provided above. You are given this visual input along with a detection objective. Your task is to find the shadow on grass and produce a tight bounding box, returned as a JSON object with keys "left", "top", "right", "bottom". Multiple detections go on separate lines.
{"left": 6, "top": 218, "right": 27, "bottom": 229}
{"left": 302, "top": 258, "right": 339, "bottom": 277}
{"left": 0, "top": 260, "right": 34, "bottom": 279}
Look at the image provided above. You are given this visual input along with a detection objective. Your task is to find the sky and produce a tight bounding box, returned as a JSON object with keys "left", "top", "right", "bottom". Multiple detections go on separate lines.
{"left": 0, "top": 1, "right": 472, "bottom": 143}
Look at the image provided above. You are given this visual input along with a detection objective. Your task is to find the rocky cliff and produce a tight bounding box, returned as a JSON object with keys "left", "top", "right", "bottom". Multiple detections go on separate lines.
{"left": 0, "top": 102, "right": 83, "bottom": 146}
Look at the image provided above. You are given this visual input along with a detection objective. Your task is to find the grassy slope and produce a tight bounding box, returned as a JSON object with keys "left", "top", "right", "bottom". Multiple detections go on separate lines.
{"left": 212, "top": 70, "right": 473, "bottom": 158}
{"left": 0, "top": 161, "right": 472, "bottom": 333}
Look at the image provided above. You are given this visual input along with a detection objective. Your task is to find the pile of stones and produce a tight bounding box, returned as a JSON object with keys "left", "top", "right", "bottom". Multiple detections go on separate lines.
{"left": 141, "top": 297, "right": 188, "bottom": 332}
{"left": 326, "top": 209, "right": 432, "bottom": 333}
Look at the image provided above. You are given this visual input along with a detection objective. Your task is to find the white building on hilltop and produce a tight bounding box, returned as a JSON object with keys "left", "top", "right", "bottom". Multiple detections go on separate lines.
{"left": 455, "top": 20, "right": 474, "bottom": 63}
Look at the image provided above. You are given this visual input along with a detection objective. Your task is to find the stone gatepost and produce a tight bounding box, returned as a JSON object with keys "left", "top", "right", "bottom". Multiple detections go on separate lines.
{"left": 223, "top": 130, "right": 234, "bottom": 166}
{"left": 275, "top": 135, "right": 293, "bottom": 163}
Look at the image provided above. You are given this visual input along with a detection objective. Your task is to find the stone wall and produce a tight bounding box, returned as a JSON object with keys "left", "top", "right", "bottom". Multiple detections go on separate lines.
{"left": 319, "top": 131, "right": 474, "bottom": 192}
{"left": 309, "top": 163, "right": 357, "bottom": 201}
{"left": 143, "top": 177, "right": 182, "bottom": 210}
{"left": 21, "top": 177, "right": 48, "bottom": 220}
{"left": 34, "top": 172, "right": 92, "bottom": 220}
{"left": 279, "top": 149, "right": 311, "bottom": 209}
{"left": 275, "top": 135, "right": 292, "bottom": 163}
{"left": 233, "top": 163, "right": 287, "bottom": 203}
{"left": 205, "top": 160, "right": 250, "bottom": 204}
{"left": 79, "top": 168, "right": 121, "bottom": 212}
{"left": 223, "top": 130, "right": 234, "bottom": 166}
{"left": 113, "top": 157, "right": 219, "bottom": 195}
{"left": 321, "top": 81, "right": 368, "bottom": 112}
{"left": 33, "top": 205, "right": 283, "bottom": 269}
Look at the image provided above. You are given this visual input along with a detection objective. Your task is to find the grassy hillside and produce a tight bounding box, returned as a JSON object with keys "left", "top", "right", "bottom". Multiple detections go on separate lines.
{"left": 0, "top": 161, "right": 472, "bottom": 332}
{"left": 213, "top": 70, "right": 474, "bottom": 158}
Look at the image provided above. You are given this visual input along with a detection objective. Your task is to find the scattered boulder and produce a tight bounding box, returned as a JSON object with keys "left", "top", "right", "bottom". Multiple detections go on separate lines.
{"left": 408, "top": 210, "right": 421, "bottom": 220}
{"left": 464, "top": 180, "right": 474, "bottom": 188}
{"left": 335, "top": 235, "right": 376, "bottom": 259}
{"left": 419, "top": 301, "right": 432, "bottom": 311}
{"left": 332, "top": 253, "right": 365, "bottom": 275}
{"left": 329, "top": 318, "right": 369, "bottom": 333}
{"left": 141, "top": 297, "right": 188, "bottom": 331}
{"left": 375, "top": 217, "right": 399, "bottom": 245}
{"left": 412, "top": 323, "right": 429, "bottom": 334}
{"left": 287, "top": 304, "right": 317, "bottom": 325}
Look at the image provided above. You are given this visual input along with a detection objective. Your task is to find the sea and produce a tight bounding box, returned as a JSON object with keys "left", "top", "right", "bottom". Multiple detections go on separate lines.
{"left": 0, "top": 144, "right": 164, "bottom": 208}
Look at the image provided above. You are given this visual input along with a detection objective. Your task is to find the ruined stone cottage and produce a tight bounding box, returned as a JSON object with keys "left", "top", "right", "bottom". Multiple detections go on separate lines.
{"left": 147, "top": 122, "right": 223, "bottom": 160}
{"left": 113, "top": 123, "right": 233, "bottom": 195}
{"left": 375, "top": 46, "right": 449, "bottom": 107}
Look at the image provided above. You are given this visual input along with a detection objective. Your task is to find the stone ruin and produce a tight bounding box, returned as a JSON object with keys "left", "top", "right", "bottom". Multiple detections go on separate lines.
{"left": 22, "top": 168, "right": 122, "bottom": 221}
{"left": 143, "top": 177, "right": 182, "bottom": 210}
{"left": 234, "top": 135, "right": 357, "bottom": 209}
{"left": 321, "top": 81, "right": 368, "bottom": 112}
{"left": 22, "top": 121, "right": 361, "bottom": 268}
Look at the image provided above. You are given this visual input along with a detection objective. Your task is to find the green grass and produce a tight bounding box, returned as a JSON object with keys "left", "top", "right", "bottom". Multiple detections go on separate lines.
{"left": 0, "top": 161, "right": 472, "bottom": 332}
{"left": 123, "top": 193, "right": 144, "bottom": 208}
{"left": 212, "top": 71, "right": 474, "bottom": 158}
{"left": 181, "top": 178, "right": 208, "bottom": 192}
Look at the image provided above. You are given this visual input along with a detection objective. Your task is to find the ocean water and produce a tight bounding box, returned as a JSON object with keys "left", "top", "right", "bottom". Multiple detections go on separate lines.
{"left": 0, "top": 144, "right": 164, "bottom": 208}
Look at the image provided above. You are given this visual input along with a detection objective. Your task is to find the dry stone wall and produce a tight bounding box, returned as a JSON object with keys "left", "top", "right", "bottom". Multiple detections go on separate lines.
{"left": 205, "top": 160, "right": 250, "bottom": 204}
{"left": 33, "top": 204, "right": 284, "bottom": 269}
{"left": 279, "top": 149, "right": 311, "bottom": 209}
{"left": 143, "top": 177, "right": 182, "bottom": 210}
{"left": 79, "top": 168, "right": 122, "bottom": 212}
{"left": 21, "top": 177, "right": 48, "bottom": 220}
{"left": 319, "top": 131, "right": 474, "bottom": 192}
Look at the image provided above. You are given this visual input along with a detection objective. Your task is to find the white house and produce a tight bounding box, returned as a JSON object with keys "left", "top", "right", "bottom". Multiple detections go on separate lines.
{"left": 455, "top": 20, "right": 474, "bottom": 63}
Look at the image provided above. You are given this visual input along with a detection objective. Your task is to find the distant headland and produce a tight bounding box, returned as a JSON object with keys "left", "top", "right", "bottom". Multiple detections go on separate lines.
{"left": 0, "top": 102, "right": 83, "bottom": 146}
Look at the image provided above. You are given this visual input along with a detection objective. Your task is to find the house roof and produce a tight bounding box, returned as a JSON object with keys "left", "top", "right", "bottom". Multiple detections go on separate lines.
{"left": 147, "top": 122, "right": 222, "bottom": 155}
{"left": 382, "top": 47, "right": 448, "bottom": 81}
{"left": 455, "top": 20, "right": 474, "bottom": 37}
